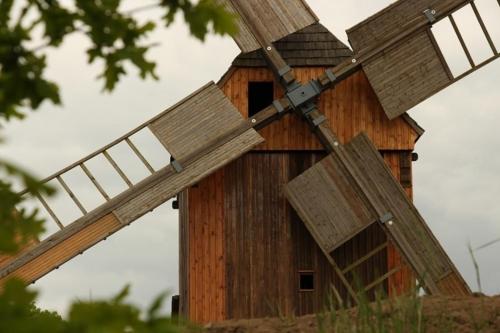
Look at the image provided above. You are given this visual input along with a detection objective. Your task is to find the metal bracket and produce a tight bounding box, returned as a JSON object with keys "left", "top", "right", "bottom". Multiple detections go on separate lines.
{"left": 278, "top": 65, "right": 292, "bottom": 77}
{"left": 311, "top": 114, "right": 326, "bottom": 126}
{"left": 286, "top": 80, "right": 322, "bottom": 109}
{"left": 379, "top": 212, "right": 394, "bottom": 225}
{"left": 325, "top": 69, "right": 337, "bottom": 83}
{"left": 273, "top": 100, "right": 286, "bottom": 114}
{"left": 171, "top": 160, "right": 183, "bottom": 173}
{"left": 423, "top": 8, "right": 437, "bottom": 23}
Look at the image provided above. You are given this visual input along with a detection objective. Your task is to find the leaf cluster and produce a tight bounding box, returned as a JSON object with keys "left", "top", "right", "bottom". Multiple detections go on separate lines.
{"left": 0, "top": 279, "right": 192, "bottom": 333}
{"left": 0, "top": 158, "right": 53, "bottom": 254}
{"left": 0, "top": 0, "right": 237, "bottom": 121}
{"left": 0, "top": 2, "right": 235, "bottom": 330}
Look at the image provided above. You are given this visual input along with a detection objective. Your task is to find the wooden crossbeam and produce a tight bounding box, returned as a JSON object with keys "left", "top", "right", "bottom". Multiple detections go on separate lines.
{"left": 125, "top": 138, "right": 155, "bottom": 174}
{"left": 449, "top": 14, "right": 475, "bottom": 67}
{"left": 80, "top": 163, "right": 110, "bottom": 201}
{"left": 470, "top": 1, "right": 498, "bottom": 55}
{"left": 103, "top": 150, "right": 133, "bottom": 188}
{"left": 56, "top": 176, "right": 87, "bottom": 215}
{"left": 454, "top": 52, "right": 500, "bottom": 81}
{"left": 35, "top": 193, "right": 64, "bottom": 230}
{"left": 364, "top": 266, "right": 402, "bottom": 293}
{"left": 342, "top": 242, "right": 389, "bottom": 275}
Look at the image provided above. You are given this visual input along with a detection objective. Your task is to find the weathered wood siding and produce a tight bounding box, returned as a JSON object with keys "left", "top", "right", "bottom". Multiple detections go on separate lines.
{"left": 221, "top": 0, "right": 318, "bottom": 53}
{"left": 220, "top": 68, "right": 419, "bottom": 150}
{"left": 180, "top": 151, "right": 416, "bottom": 322}
{"left": 149, "top": 82, "right": 248, "bottom": 161}
{"left": 347, "top": 0, "right": 470, "bottom": 52}
{"left": 285, "top": 152, "right": 377, "bottom": 254}
{"left": 346, "top": 133, "right": 469, "bottom": 295}
{"left": 361, "top": 30, "right": 452, "bottom": 120}
{"left": 383, "top": 152, "right": 415, "bottom": 296}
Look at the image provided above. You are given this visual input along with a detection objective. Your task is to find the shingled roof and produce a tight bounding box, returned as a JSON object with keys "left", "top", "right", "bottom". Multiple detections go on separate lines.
{"left": 232, "top": 23, "right": 353, "bottom": 67}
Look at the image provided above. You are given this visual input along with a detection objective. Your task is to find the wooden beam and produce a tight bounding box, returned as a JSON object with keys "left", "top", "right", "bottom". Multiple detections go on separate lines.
{"left": 428, "top": 28, "right": 455, "bottom": 80}
{"left": 470, "top": 1, "right": 498, "bottom": 55}
{"left": 453, "top": 50, "right": 500, "bottom": 82}
{"left": 364, "top": 266, "right": 402, "bottom": 293}
{"left": 80, "top": 163, "right": 110, "bottom": 201}
{"left": 125, "top": 137, "right": 155, "bottom": 174}
{"left": 449, "top": 14, "right": 475, "bottom": 68}
{"left": 102, "top": 150, "right": 133, "bottom": 188}
{"left": 35, "top": 193, "right": 64, "bottom": 230}
{"left": 342, "top": 242, "right": 389, "bottom": 275}
{"left": 56, "top": 176, "right": 87, "bottom": 215}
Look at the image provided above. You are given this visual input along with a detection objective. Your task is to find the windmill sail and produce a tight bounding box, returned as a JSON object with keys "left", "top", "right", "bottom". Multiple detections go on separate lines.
{"left": 285, "top": 131, "right": 470, "bottom": 297}
{"left": 0, "top": 83, "right": 265, "bottom": 286}
{"left": 346, "top": 0, "right": 500, "bottom": 119}
{"left": 221, "top": 0, "right": 318, "bottom": 52}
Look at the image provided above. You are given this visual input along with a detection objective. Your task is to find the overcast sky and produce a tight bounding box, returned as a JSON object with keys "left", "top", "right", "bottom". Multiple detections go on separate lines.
{"left": 1, "top": 0, "right": 500, "bottom": 316}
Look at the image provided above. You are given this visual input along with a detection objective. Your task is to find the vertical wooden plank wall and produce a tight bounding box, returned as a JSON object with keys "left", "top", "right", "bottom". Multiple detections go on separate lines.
{"left": 181, "top": 151, "right": 415, "bottom": 321}
{"left": 184, "top": 171, "right": 226, "bottom": 323}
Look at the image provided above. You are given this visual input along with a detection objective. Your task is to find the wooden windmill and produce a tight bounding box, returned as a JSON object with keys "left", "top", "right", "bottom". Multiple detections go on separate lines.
{"left": 2, "top": 0, "right": 499, "bottom": 324}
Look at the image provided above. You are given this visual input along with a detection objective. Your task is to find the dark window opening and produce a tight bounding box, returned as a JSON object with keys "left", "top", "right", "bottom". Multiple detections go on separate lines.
{"left": 299, "top": 271, "right": 315, "bottom": 291}
{"left": 248, "top": 81, "right": 274, "bottom": 117}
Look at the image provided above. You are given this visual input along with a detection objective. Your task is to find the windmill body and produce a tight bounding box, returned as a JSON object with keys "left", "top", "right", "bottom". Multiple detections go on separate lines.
{"left": 178, "top": 25, "right": 424, "bottom": 323}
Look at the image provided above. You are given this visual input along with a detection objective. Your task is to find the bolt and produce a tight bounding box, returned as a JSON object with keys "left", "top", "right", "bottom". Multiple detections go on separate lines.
{"left": 267, "top": 46, "right": 272, "bottom": 51}
{"left": 352, "top": 58, "right": 357, "bottom": 63}
{"left": 388, "top": 220, "right": 394, "bottom": 226}
{"left": 251, "top": 119, "right": 257, "bottom": 124}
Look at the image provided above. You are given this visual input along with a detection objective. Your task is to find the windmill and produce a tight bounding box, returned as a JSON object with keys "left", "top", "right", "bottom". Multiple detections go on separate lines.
{"left": 1, "top": 0, "right": 499, "bottom": 324}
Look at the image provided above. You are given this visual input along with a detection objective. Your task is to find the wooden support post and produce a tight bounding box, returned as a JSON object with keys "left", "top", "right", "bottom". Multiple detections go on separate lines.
{"left": 449, "top": 14, "right": 476, "bottom": 67}
{"left": 428, "top": 28, "right": 455, "bottom": 80}
{"left": 56, "top": 176, "right": 87, "bottom": 215}
{"left": 80, "top": 163, "right": 110, "bottom": 201}
{"left": 342, "top": 242, "right": 389, "bottom": 275}
{"left": 102, "top": 150, "right": 133, "bottom": 188}
{"left": 35, "top": 193, "right": 64, "bottom": 230}
{"left": 470, "top": 1, "right": 498, "bottom": 55}
{"left": 125, "top": 138, "right": 155, "bottom": 174}
{"left": 364, "top": 266, "right": 402, "bottom": 293}
{"left": 324, "top": 253, "right": 359, "bottom": 305}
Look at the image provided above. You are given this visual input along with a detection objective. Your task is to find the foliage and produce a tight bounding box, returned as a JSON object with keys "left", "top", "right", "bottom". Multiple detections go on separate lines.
{"left": 316, "top": 289, "right": 426, "bottom": 333}
{"left": 0, "top": 279, "right": 194, "bottom": 333}
{"left": 0, "top": 1, "right": 234, "bottom": 331}
{"left": 0, "top": 158, "right": 53, "bottom": 254}
{"left": 0, "top": 279, "right": 64, "bottom": 333}
{"left": 0, "top": 0, "right": 236, "bottom": 253}
{"left": 0, "top": 0, "right": 237, "bottom": 122}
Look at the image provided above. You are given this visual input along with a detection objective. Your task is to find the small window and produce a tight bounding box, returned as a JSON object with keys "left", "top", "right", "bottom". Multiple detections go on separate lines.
{"left": 248, "top": 81, "right": 274, "bottom": 117}
{"left": 299, "top": 271, "right": 315, "bottom": 292}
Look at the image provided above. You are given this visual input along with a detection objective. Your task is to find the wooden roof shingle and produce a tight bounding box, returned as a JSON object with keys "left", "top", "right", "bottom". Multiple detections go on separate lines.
{"left": 232, "top": 23, "right": 352, "bottom": 67}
